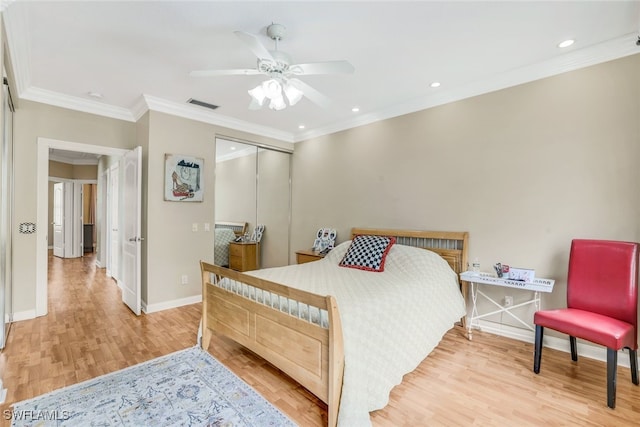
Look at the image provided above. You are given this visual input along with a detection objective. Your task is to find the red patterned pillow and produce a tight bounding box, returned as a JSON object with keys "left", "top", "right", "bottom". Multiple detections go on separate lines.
{"left": 339, "top": 235, "right": 396, "bottom": 272}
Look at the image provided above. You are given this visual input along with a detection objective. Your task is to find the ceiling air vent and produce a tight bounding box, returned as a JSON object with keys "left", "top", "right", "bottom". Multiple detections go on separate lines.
{"left": 187, "top": 98, "right": 219, "bottom": 110}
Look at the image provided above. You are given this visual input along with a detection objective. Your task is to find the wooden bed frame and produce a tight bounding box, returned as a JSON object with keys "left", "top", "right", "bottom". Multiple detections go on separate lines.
{"left": 214, "top": 221, "right": 248, "bottom": 237}
{"left": 200, "top": 228, "right": 468, "bottom": 427}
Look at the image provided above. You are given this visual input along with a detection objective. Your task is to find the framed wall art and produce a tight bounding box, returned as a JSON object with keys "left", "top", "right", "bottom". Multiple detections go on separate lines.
{"left": 164, "top": 154, "right": 204, "bottom": 202}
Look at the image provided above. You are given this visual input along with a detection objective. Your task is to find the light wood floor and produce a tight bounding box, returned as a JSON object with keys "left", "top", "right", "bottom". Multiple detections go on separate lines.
{"left": 1, "top": 253, "right": 639, "bottom": 426}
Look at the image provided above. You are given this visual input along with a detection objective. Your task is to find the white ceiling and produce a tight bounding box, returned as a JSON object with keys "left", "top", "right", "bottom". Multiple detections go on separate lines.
{"left": 4, "top": 1, "right": 640, "bottom": 143}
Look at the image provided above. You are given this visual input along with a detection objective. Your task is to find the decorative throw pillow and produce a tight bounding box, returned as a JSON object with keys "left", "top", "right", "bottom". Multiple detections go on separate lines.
{"left": 339, "top": 235, "right": 396, "bottom": 272}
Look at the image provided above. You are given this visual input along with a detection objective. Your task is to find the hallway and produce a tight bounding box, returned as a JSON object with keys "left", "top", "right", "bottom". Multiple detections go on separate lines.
{"left": 0, "top": 253, "right": 201, "bottom": 417}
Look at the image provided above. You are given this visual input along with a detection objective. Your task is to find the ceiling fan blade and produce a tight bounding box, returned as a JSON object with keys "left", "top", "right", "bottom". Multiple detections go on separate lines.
{"left": 234, "top": 31, "right": 274, "bottom": 61}
{"left": 288, "top": 78, "right": 332, "bottom": 108}
{"left": 292, "top": 60, "right": 355, "bottom": 75}
{"left": 189, "top": 68, "right": 263, "bottom": 77}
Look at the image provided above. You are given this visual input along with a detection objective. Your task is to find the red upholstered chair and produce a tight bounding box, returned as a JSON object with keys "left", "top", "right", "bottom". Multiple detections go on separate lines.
{"left": 533, "top": 239, "right": 639, "bottom": 409}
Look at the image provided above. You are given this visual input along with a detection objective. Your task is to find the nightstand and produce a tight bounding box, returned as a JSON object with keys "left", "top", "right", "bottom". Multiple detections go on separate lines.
{"left": 296, "top": 249, "right": 326, "bottom": 264}
{"left": 229, "top": 241, "right": 260, "bottom": 271}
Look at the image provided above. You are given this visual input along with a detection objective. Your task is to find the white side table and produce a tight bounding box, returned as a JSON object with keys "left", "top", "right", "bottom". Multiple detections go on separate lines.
{"left": 459, "top": 271, "right": 555, "bottom": 340}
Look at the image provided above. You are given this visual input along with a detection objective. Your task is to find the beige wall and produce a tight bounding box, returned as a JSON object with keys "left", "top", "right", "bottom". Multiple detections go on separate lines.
{"left": 49, "top": 160, "right": 73, "bottom": 179}
{"left": 291, "top": 53, "right": 640, "bottom": 329}
{"left": 145, "top": 111, "right": 215, "bottom": 305}
{"left": 144, "top": 111, "right": 292, "bottom": 306}
{"left": 12, "top": 100, "right": 136, "bottom": 313}
{"left": 73, "top": 165, "right": 98, "bottom": 180}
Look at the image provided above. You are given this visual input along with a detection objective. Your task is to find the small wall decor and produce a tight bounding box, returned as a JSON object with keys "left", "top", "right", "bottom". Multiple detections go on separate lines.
{"left": 19, "top": 222, "right": 36, "bottom": 234}
{"left": 165, "top": 154, "right": 204, "bottom": 202}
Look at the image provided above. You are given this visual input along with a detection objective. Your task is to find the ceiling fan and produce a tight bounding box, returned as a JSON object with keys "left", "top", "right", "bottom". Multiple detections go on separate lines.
{"left": 189, "top": 23, "right": 355, "bottom": 111}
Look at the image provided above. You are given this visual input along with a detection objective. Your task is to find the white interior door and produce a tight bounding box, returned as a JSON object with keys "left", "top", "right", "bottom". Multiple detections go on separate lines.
{"left": 75, "top": 183, "right": 83, "bottom": 256}
{"left": 121, "top": 147, "right": 142, "bottom": 315}
{"left": 52, "top": 182, "right": 64, "bottom": 258}
{"left": 109, "top": 164, "right": 120, "bottom": 282}
{"left": 62, "top": 182, "right": 83, "bottom": 258}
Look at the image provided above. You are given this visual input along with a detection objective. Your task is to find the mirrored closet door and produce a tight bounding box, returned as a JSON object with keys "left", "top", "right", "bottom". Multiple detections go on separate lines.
{"left": 1, "top": 77, "right": 14, "bottom": 350}
{"left": 256, "top": 148, "right": 291, "bottom": 267}
{"left": 214, "top": 137, "right": 291, "bottom": 270}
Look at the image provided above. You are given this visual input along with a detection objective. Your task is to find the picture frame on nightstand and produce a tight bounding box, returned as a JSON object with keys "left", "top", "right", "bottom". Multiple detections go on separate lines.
{"left": 508, "top": 267, "right": 535, "bottom": 282}
{"left": 312, "top": 227, "right": 336, "bottom": 252}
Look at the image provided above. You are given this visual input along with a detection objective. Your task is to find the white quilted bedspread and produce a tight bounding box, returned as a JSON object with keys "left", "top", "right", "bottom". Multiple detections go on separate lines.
{"left": 247, "top": 241, "right": 466, "bottom": 426}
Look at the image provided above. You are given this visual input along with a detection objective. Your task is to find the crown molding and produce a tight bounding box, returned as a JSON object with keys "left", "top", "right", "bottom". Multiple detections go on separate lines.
{"left": 142, "top": 95, "right": 294, "bottom": 142}
{"left": 130, "top": 94, "right": 150, "bottom": 121}
{"left": 294, "top": 32, "right": 640, "bottom": 142}
{"left": 49, "top": 153, "right": 99, "bottom": 166}
{"left": 21, "top": 86, "right": 137, "bottom": 121}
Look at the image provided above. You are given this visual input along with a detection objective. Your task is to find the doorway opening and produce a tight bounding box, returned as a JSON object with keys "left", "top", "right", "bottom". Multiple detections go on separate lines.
{"left": 36, "top": 138, "right": 130, "bottom": 317}
{"left": 50, "top": 179, "right": 98, "bottom": 259}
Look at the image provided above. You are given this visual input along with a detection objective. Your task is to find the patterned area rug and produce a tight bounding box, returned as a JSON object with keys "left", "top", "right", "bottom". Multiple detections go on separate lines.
{"left": 10, "top": 346, "right": 297, "bottom": 426}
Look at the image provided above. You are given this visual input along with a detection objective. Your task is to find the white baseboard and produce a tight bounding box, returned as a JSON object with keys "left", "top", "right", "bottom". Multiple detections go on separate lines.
{"left": 142, "top": 295, "right": 202, "bottom": 314}
{"left": 9, "top": 309, "right": 37, "bottom": 322}
{"left": 474, "top": 319, "right": 638, "bottom": 369}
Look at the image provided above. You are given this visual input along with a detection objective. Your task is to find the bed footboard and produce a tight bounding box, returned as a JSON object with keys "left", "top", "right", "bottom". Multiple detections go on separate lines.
{"left": 200, "top": 261, "right": 344, "bottom": 427}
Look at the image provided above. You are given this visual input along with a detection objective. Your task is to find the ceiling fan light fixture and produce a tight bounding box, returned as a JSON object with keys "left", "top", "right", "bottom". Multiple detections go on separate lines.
{"left": 248, "top": 85, "right": 266, "bottom": 106}
{"left": 193, "top": 23, "right": 354, "bottom": 111}
{"left": 284, "top": 82, "right": 303, "bottom": 106}
{"left": 249, "top": 78, "right": 304, "bottom": 110}
{"left": 269, "top": 95, "right": 287, "bottom": 111}
{"left": 263, "top": 79, "right": 282, "bottom": 98}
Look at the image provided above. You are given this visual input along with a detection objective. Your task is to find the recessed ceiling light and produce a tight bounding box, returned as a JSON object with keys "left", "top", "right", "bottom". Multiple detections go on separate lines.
{"left": 430, "top": 82, "right": 441, "bottom": 88}
{"left": 558, "top": 39, "right": 574, "bottom": 48}
{"left": 230, "top": 146, "right": 236, "bottom": 150}
{"left": 87, "top": 91, "right": 103, "bottom": 99}
{"left": 298, "top": 124, "right": 305, "bottom": 129}
{"left": 351, "top": 107, "right": 360, "bottom": 112}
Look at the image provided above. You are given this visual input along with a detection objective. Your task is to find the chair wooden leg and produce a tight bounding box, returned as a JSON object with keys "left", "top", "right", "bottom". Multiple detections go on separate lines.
{"left": 570, "top": 336, "right": 578, "bottom": 361}
{"left": 607, "top": 347, "right": 617, "bottom": 409}
{"left": 630, "top": 348, "right": 639, "bottom": 386}
{"left": 534, "top": 325, "right": 543, "bottom": 374}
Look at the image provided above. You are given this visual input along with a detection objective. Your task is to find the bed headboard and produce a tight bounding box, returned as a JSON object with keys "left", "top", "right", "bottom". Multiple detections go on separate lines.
{"left": 350, "top": 227, "right": 469, "bottom": 279}
{"left": 215, "top": 221, "right": 248, "bottom": 237}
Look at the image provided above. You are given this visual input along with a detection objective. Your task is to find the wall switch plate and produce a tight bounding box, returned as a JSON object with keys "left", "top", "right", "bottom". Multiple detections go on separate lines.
{"left": 192, "top": 223, "right": 198, "bottom": 232}
{"left": 204, "top": 223, "right": 210, "bottom": 232}
{"left": 181, "top": 275, "right": 188, "bottom": 285}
